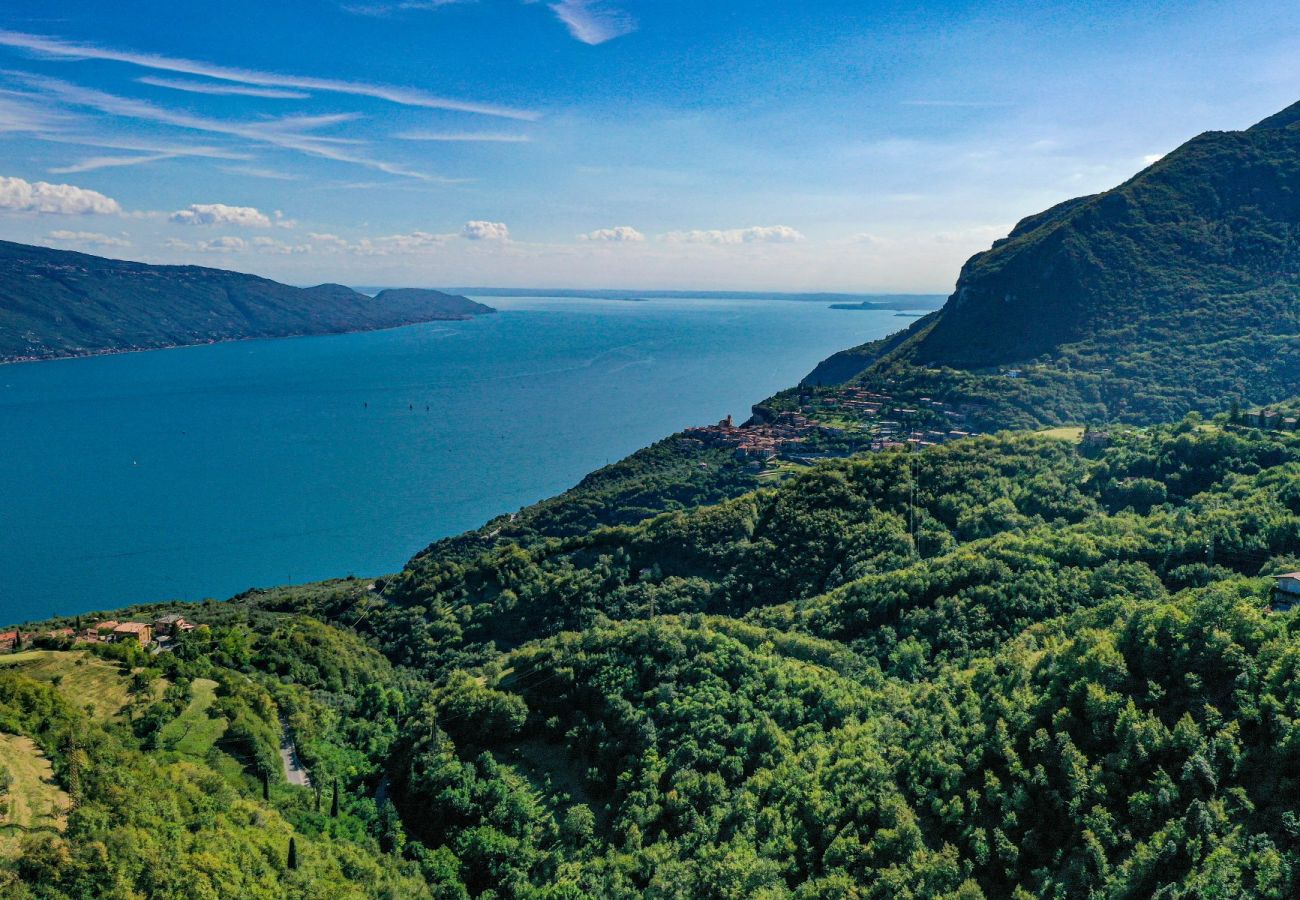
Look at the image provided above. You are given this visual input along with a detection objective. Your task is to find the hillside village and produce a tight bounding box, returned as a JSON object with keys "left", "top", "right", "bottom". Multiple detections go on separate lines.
{"left": 682, "top": 386, "right": 983, "bottom": 468}
{"left": 0, "top": 612, "right": 195, "bottom": 654}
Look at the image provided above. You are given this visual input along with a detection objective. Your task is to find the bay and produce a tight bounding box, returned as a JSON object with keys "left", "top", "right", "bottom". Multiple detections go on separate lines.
{"left": 0, "top": 296, "right": 904, "bottom": 620}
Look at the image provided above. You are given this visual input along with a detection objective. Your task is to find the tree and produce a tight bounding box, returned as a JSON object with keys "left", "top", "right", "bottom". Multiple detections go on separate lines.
{"left": 287, "top": 836, "right": 298, "bottom": 870}
{"left": 330, "top": 779, "right": 339, "bottom": 818}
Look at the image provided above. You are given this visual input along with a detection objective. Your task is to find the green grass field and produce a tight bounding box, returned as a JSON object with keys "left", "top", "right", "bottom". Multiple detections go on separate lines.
{"left": 1038, "top": 426, "right": 1085, "bottom": 441}
{"left": 0, "top": 650, "right": 146, "bottom": 721}
{"left": 158, "top": 678, "right": 226, "bottom": 757}
{"left": 0, "top": 733, "right": 69, "bottom": 859}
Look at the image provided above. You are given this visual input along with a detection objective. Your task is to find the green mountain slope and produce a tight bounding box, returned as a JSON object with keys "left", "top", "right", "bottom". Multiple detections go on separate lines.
{"left": 249, "top": 417, "right": 1300, "bottom": 897}
{"left": 0, "top": 240, "right": 494, "bottom": 363}
{"left": 806, "top": 103, "right": 1300, "bottom": 422}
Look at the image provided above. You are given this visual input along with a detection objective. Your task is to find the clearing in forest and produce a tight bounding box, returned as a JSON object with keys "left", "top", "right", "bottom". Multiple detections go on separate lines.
{"left": 0, "top": 733, "right": 70, "bottom": 858}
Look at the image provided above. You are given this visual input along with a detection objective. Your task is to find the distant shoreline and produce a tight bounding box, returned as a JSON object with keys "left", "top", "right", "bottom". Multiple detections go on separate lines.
{"left": 397, "top": 286, "right": 949, "bottom": 305}
{"left": 0, "top": 313, "right": 486, "bottom": 367}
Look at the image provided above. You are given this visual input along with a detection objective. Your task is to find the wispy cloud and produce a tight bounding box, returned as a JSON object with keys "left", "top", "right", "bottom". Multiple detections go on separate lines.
{"left": 341, "top": 0, "right": 470, "bottom": 15}
{"left": 218, "top": 165, "right": 301, "bottom": 181}
{"left": 0, "top": 30, "right": 539, "bottom": 120}
{"left": 548, "top": 1, "right": 636, "bottom": 45}
{"left": 17, "top": 74, "right": 444, "bottom": 181}
{"left": 49, "top": 153, "right": 178, "bottom": 174}
{"left": 394, "top": 130, "right": 532, "bottom": 143}
{"left": 0, "top": 174, "right": 121, "bottom": 215}
{"left": 580, "top": 225, "right": 644, "bottom": 242}
{"left": 46, "top": 229, "right": 129, "bottom": 247}
{"left": 901, "top": 99, "right": 1014, "bottom": 108}
{"left": 663, "top": 225, "right": 804, "bottom": 245}
{"left": 137, "top": 76, "right": 310, "bottom": 100}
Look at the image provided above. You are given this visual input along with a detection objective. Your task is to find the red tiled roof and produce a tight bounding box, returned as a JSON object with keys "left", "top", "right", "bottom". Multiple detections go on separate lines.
{"left": 113, "top": 622, "right": 150, "bottom": 633}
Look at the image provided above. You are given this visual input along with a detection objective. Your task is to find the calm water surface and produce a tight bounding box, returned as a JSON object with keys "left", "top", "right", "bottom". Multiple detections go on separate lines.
{"left": 0, "top": 297, "right": 903, "bottom": 620}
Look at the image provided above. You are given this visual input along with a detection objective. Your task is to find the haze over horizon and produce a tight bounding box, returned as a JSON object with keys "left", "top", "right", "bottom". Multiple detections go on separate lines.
{"left": 1, "top": 0, "right": 1298, "bottom": 292}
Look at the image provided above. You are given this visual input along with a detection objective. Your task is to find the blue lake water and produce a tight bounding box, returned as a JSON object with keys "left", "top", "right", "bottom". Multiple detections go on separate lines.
{"left": 0, "top": 297, "right": 904, "bottom": 621}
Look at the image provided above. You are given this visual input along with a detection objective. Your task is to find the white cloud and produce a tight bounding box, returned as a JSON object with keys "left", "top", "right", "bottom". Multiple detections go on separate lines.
{"left": 0, "top": 30, "right": 538, "bottom": 120}
{"left": 252, "top": 236, "right": 312, "bottom": 254}
{"left": 1143, "top": 153, "right": 1166, "bottom": 165}
{"left": 580, "top": 225, "right": 645, "bottom": 242}
{"left": 548, "top": 1, "right": 636, "bottom": 45}
{"left": 663, "top": 225, "right": 805, "bottom": 245}
{"left": 46, "top": 229, "right": 129, "bottom": 247}
{"left": 305, "top": 230, "right": 454, "bottom": 255}
{"left": 0, "top": 175, "right": 121, "bottom": 215}
{"left": 169, "top": 203, "right": 274, "bottom": 228}
{"left": 307, "top": 232, "right": 350, "bottom": 249}
{"left": 137, "top": 76, "right": 309, "bottom": 99}
{"left": 462, "top": 220, "right": 510, "bottom": 241}
{"left": 197, "top": 236, "right": 248, "bottom": 253}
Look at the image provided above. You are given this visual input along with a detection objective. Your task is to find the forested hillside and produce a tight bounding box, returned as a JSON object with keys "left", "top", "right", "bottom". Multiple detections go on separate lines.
{"left": 8, "top": 100, "right": 1300, "bottom": 899}
{"left": 2, "top": 416, "right": 1286, "bottom": 896}
{"left": 804, "top": 102, "right": 1300, "bottom": 424}
{"left": 0, "top": 240, "right": 493, "bottom": 363}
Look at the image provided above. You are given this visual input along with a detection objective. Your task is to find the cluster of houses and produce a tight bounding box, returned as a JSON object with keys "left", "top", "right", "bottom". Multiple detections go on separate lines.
{"left": 682, "top": 412, "right": 844, "bottom": 463}
{"left": 1240, "top": 408, "right": 1300, "bottom": 431}
{"left": 0, "top": 612, "right": 196, "bottom": 653}
{"left": 680, "top": 388, "right": 989, "bottom": 469}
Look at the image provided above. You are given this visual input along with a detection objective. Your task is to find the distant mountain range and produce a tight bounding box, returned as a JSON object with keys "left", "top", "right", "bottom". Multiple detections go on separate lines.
{"left": 0, "top": 241, "right": 494, "bottom": 364}
{"left": 806, "top": 101, "right": 1300, "bottom": 422}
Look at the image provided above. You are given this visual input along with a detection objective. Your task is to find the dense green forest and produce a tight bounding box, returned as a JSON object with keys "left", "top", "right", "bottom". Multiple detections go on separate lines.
{"left": 7, "top": 416, "right": 1300, "bottom": 896}
{"left": 0, "top": 240, "right": 493, "bottom": 363}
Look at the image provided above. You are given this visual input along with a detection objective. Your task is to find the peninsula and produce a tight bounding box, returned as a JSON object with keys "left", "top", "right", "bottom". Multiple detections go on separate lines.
{"left": 0, "top": 240, "right": 494, "bottom": 364}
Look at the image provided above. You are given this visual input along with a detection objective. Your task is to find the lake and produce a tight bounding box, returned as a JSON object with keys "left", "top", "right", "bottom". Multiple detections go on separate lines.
{"left": 0, "top": 296, "right": 906, "bottom": 621}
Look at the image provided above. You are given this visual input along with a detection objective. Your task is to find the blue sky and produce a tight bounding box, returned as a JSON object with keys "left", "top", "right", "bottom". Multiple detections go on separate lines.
{"left": 0, "top": 0, "right": 1297, "bottom": 291}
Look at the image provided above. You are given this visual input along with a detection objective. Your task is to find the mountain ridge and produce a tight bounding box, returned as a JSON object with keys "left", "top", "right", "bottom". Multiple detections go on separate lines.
{"left": 804, "top": 105, "right": 1300, "bottom": 422}
{"left": 0, "top": 240, "right": 494, "bottom": 364}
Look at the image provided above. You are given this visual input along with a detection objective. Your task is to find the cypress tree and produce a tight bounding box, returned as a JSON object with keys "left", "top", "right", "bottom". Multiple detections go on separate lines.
{"left": 330, "top": 778, "right": 339, "bottom": 818}
{"left": 287, "top": 836, "right": 298, "bottom": 870}
{"left": 262, "top": 771, "right": 270, "bottom": 801}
